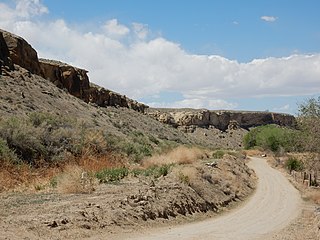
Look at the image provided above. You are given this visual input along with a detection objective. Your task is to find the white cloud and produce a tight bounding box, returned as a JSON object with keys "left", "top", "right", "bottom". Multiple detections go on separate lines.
{"left": 103, "top": 19, "right": 130, "bottom": 38}
{"left": 1, "top": 1, "right": 320, "bottom": 111}
{"left": 272, "top": 104, "right": 291, "bottom": 113}
{"left": 16, "top": 0, "right": 48, "bottom": 18}
{"left": 132, "top": 22, "right": 149, "bottom": 40}
{"left": 261, "top": 16, "right": 277, "bottom": 22}
{"left": 149, "top": 98, "right": 237, "bottom": 110}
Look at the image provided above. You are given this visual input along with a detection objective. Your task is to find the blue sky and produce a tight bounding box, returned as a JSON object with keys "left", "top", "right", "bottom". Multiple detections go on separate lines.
{"left": 1, "top": 0, "right": 320, "bottom": 114}
{"left": 42, "top": 0, "right": 320, "bottom": 62}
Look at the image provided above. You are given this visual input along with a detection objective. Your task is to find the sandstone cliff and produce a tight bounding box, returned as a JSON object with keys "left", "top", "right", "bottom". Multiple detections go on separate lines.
{"left": 0, "top": 29, "right": 148, "bottom": 113}
{"left": 148, "top": 109, "right": 296, "bottom": 132}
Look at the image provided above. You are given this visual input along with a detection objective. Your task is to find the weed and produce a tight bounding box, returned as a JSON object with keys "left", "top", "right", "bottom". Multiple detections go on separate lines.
{"left": 50, "top": 176, "right": 58, "bottom": 188}
{"left": 178, "top": 172, "right": 190, "bottom": 184}
{"left": 96, "top": 167, "right": 129, "bottom": 183}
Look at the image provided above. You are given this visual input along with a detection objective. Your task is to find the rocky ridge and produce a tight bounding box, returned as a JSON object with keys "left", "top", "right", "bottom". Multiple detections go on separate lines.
{"left": 0, "top": 29, "right": 147, "bottom": 113}
{"left": 148, "top": 108, "right": 296, "bottom": 132}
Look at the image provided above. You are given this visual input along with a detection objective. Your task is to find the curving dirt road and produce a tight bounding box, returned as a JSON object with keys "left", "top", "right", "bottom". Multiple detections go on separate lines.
{"left": 124, "top": 157, "right": 302, "bottom": 240}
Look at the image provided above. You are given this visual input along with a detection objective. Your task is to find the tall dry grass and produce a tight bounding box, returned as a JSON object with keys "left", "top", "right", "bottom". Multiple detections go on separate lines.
{"left": 56, "top": 165, "right": 95, "bottom": 194}
{"left": 143, "top": 146, "right": 205, "bottom": 168}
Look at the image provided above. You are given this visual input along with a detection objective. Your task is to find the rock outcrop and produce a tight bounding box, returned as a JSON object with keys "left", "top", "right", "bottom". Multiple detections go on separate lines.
{"left": 0, "top": 29, "right": 42, "bottom": 75}
{"left": 39, "top": 59, "right": 148, "bottom": 112}
{"left": 148, "top": 109, "right": 296, "bottom": 132}
{"left": 0, "top": 31, "right": 13, "bottom": 73}
{"left": 0, "top": 28, "right": 148, "bottom": 113}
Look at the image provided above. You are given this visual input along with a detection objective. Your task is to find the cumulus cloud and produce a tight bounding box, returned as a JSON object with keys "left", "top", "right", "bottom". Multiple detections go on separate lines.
{"left": 103, "top": 19, "right": 130, "bottom": 38}
{"left": 273, "top": 104, "right": 290, "bottom": 112}
{"left": 1, "top": 1, "right": 319, "bottom": 110}
{"left": 261, "top": 16, "right": 277, "bottom": 22}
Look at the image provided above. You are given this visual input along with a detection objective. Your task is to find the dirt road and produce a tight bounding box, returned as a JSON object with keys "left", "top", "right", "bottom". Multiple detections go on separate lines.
{"left": 123, "top": 157, "right": 302, "bottom": 240}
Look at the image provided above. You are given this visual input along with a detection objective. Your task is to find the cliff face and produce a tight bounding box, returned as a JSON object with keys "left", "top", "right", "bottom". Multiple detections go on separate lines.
{"left": 0, "top": 29, "right": 148, "bottom": 113}
{"left": 0, "top": 30, "right": 42, "bottom": 76}
{"left": 148, "top": 109, "right": 296, "bottom": 132}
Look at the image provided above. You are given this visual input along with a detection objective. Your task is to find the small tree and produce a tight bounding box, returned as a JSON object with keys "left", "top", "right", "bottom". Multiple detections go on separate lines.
{"left": 297, "top": 96, "right": 320, "bottom": 185}
{"left": 297, "top": 96, "right": 320, "bottom": 153}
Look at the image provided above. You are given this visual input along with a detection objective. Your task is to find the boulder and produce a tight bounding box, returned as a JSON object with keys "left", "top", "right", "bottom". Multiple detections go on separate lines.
{"left": 0, "top": 29, "right": 42, "bottom": 75}
{"left": 0, "top": 31, "right": 14, "bottom": 73}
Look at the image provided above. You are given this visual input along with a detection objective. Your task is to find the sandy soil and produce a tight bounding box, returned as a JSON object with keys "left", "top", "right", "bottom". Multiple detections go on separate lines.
{"left": 114, "top": 157, "right": 305, "bottom": 240}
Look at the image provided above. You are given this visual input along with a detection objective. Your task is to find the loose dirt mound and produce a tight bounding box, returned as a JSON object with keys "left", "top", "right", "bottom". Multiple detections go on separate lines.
{"left": 0, "top": 155, "right": 255, "bottom": 239}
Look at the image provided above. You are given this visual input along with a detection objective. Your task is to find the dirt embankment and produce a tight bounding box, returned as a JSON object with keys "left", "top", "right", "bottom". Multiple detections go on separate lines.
{"left": 0, "top": 154, "right": 255, "bottom": 240}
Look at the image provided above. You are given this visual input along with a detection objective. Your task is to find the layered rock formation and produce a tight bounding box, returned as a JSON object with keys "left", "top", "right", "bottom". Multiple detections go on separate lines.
{"left": 148, "top": 109, "right": 296, "bottom": 132}
{"left": 0, "top": 29, "right": 148, "bottom": 113}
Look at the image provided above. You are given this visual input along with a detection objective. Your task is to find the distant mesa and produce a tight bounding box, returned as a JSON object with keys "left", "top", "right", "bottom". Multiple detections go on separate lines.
{"left": 147, "top": 108, "right": 296, "bottom": 132}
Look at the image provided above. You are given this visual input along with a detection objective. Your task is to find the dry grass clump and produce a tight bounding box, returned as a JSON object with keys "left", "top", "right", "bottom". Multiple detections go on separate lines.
{"left": 57, "top": 165, "right": 95, "bottom": 194}
{"left": 175, "top": 166, "right": 198, "bottom": 185}
{"left": 306, "top": 190, "right": 320, "bottom": 204}
{"left": 143, "top": 146, "right": 204, "bottom": 168}
{"left": 78, "top": 153, "right": 127, "bottom": 172}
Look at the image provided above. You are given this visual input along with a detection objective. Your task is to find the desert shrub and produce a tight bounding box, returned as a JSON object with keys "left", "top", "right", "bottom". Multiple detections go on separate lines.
{"left": 0, "top": 113, "right": 111, "bottom": 166}
{"left": 104, "top": 131, "right": 154, "bottom": 162}
{"left": 122, "top": 142, "right": 152, "bottom": 161}
{"left": 243, "top": 125, "right": 296, "bottom": 152}
{"left": 212, "top": 150, "right": 225, "bottom": 159}
{"left": 131, "top": 164, "right": 172, "bottom": 178}
{"left": 0, "top": 117, "right": 48, "bottom": 163}
{"left": 285, "top": 157, "right": 304, "bottom": 172}
{"left": 96, "top": 167, "right": 129, "bottom": 183}
{"left": 0, "top": 137, "right": 19, "bottom": 164}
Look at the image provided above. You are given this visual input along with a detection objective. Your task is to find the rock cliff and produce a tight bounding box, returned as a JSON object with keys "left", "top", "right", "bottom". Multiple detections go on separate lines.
{"left": 148, "top": 109, "right": 296, "bottom": 132}
{"left": 0, "top": 29, "right": 148, "bottom": 113}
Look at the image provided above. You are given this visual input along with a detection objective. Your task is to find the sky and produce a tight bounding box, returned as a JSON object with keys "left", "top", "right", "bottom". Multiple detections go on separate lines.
{"left": 1, "top": 0, "right": 320, "bottom": 115}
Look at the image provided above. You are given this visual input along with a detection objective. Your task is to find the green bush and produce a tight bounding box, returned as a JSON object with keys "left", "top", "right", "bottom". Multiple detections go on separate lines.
{"left": 243, "top": 125, "right": 296, "bottom": 152}
{"left": 212, "top": 150, "right": 225, "bottom": 159}
{"left": 286, "top": 157, "right": 304, "bottom": 172}
{"left": 96, "top": 167, "right": 129, "bottom": 183}
{"left": 131, "top": 164, "right": 172, "bottom": 178}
